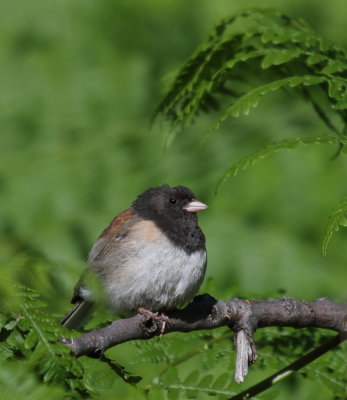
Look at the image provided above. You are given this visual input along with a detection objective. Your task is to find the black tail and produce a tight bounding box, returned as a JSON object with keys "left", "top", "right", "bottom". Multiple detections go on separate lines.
{"left": 61, "top": 300, "right": 94, "bottom": 330}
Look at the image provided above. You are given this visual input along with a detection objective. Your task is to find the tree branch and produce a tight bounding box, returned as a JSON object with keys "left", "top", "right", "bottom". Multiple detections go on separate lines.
{"left": 61, "top": 294, "right": 347, "bottom": 382}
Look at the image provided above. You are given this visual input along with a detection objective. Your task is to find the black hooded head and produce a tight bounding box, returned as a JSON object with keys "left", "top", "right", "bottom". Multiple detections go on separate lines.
{"left": 132, "top": 185, "right": 206, "bottom": 253}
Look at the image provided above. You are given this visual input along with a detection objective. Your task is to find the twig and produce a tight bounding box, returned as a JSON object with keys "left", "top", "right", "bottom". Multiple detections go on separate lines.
{"left": 234, "top": 330, "right": 257, "bottom": 383}
{"left": 228, "top": 333, "right": 346, "bottom": 400}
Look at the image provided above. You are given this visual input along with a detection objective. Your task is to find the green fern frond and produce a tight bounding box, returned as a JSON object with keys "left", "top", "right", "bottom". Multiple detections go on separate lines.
{"left": 302, "top": 340, "right": 347, "bottom": 395}
{"left": 322, "top": 197, "right": 347, "bottom": 255}
{"left": 162, "top": 382, "right": 236, "bottom": 398}
{"left": 215, "top": 75, "right": 326, "bottom": 126}
{"left": 216, "top": 136, "right": 345, "bottom": 193}
{"left": 154, "top": 370, "right": 237, "bottom": 399}
{"left": 133, "top": 340, "right": 173, "bottom": 364}
{"left": 156, "top": 9, "right": 347, "bottom": 135}
{"left": 2, "top": 286, "right": 86, "bottom": 392}
{"left": 21, "top": 305, "right": 55, "bottom": 356}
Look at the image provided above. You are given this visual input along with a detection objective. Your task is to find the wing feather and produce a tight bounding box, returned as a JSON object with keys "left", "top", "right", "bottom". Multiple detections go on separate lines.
{"left": 87, "top": 207, "right": 141, "bottom": 267}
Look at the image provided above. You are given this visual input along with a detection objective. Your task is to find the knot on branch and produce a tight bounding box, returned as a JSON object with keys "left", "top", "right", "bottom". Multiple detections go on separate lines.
{"left": 140, "top": 317, "right": 159, "bottom": 335}
{"left": 227, "top": 298, "right": 258, "bottom": 335}
{"left": 225, "top": 299, "right": 259, "bottom": 383}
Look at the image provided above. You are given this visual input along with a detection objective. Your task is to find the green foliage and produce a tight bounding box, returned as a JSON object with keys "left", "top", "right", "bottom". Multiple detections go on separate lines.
{"left": 256, "top": 328, "right": 347, "bottom": 398}
{"left": 157, "top": 9, "right": 347, "bottom": 132}
{"left": 156, "top": 8, "right": 347, "bottom": 252}
{"left": 142, "top": 328, "right": 347, "bottom": 400}
{"left": 0, "top": 286, "right": 144, "bottom": 398}
{"left": 0, "top": 360, "right": 64, "bottom": 400}
{"left": 1, "top": 285, "right": 346, "bottom": 398}
{"left": 1, "top": 287, "right": 86, "bottom": 397}
{"left": 2, "top": 2, "right": 347, "bottom": 400}
{"left": 153, "top": 8, "right": 347, "bottom": 398}
{"left": 216, "top": 135, "right": 346, "bottom": 193}
{"left": 214, "top": 75, "right": 325, "bottom": 122}
{"left": 304, "top": 350, "right": 347, "bottom": 398}
{"left": 322, "top": 197, "right": 347, "bottom": 255}
{"left": 151, "top": 368, "right": 237, "bottom": 400}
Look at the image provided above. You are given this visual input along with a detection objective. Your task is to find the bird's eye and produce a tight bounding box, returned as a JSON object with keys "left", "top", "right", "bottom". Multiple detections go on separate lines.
{"left": 169, "top": 198, "right": 176, "bottom": 205}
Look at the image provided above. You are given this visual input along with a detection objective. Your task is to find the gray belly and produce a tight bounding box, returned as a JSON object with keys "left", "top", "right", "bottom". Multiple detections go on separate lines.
{"left": 104, "top": 234, "right": 207, "bottom": 314}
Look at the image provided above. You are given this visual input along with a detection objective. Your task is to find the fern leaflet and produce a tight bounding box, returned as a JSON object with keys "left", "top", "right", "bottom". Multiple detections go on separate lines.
{"left": 322, "top": 197, "right": 347, "bottom": 255}
{"left": 216, "top": 136, "right": 346, "bottom": 193}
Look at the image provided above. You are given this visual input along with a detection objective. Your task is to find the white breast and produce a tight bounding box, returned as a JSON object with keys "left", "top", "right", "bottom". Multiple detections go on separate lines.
{"left": 104, "top": 225, "right": 207, "bottom": 315}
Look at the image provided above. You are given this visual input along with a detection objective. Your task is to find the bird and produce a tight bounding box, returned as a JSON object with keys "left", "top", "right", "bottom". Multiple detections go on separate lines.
{"left": 61, "top": 185, "right": 208, "bottom": 330}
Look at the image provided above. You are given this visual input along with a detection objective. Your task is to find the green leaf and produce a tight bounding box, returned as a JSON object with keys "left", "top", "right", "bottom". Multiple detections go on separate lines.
{"left": 306, "top": 53, "right": 326, "bottom": 66}
{"left": 261, "top": 49, "right": 301, "bottom": 69}
{"left": 24, "top": 330, "right": 39, "bottom": 350}
{"left": 258, "top": 391, "right": 280, "bottom": 399}
{"left": 82, "top": 357, "right": 116, "bottom": 393}
{"left": 0, "top": 314, "right": 7, "bottom": 330}
{"left": 167, "top": 388, "right": 180, "bottom": 400}
{"left": 156, "top": 8, "right": 347, "bottom": 143}
{"left": 322, "top": 197, "right": 347, "bottom": 255}
{"left": 0, "top": 345, "right": 13, "bottom": 359}
{"left": 183, "top": 370, "right": 200, "bottom": 385}
{"left": 327, "top": 77, "right": 347, "bottom": 110}
{"left": 216, "top": 136, "right": 345, "bottom": 193}
{"left": 212, "top": 372, "right": 230, "bottom": 389}
{"left": 21, "top": 305, "right": 55, "bottom": 357}
{"left": 197, "top": 374, "right": 214, "bottom": 388}
{"left": 321, "top": 60, "right": 347, "bottom": 74}
{"left": 218, "top": 75, "right": 325, "bottom": 123}
{"left": 4, "top": 319, "right": 18, "bottom": 331}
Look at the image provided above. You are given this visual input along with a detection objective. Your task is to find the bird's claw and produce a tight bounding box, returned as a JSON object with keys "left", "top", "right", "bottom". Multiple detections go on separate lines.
{"left": 138, "top": 307, "right": 170, "bottom": 337}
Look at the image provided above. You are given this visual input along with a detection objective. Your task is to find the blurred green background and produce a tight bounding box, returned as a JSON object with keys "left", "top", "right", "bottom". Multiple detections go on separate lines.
{"left": 1, "top": 0, "right": 347, "bottom": 399}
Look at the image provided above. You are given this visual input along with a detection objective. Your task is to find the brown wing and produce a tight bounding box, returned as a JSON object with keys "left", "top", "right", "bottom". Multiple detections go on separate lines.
{"left": 100, "top": 208, "right": 136, "bottom": 237}
{"left": 70, "top": 208, "right": 141, "bottom": 303}
{"left": 87, "top": 208, "right": 141, "bottom": 264}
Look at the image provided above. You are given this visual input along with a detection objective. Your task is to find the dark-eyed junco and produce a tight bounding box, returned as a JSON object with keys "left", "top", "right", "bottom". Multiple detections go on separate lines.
{"left": 61, "top": 185, "right": 208, "bottom": 330}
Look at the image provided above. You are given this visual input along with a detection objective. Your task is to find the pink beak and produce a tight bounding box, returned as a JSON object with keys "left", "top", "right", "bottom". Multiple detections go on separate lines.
{"left": 183, "top": 199, "right": 208, "bottom": 213}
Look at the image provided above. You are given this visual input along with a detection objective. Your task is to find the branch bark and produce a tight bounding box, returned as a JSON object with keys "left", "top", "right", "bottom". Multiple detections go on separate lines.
{"left": 61, "top": 294, "right": 347, "bottom": 382}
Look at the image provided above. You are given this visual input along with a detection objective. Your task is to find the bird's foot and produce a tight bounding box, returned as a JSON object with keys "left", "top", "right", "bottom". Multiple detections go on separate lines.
{"left": 137, "top": 307, "right": 170, "bottom": 336}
